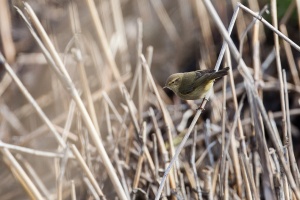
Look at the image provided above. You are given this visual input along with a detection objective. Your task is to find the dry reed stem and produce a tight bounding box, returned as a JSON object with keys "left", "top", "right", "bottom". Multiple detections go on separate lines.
{"left": 15, "top": 113, "right": 67, "bottom": 146}
{"left": 211, "top": 160, "right": 220, "bottom": 198}
{"left": 283, "top": 70, "right": 300, "bottom": 187}
{"left": 141, "top": 55, "right": 176, "bottom": 150}
{"left": 221, "top": 66, "right": 227, "bottom": 154}
{"left": 204, "top": 120, "right": 214, "bottom": 166}
{"left": 0, "top": 141, "right": 69, "bottom": 158}
{"left": 253, "top": 19, "right": 262, "bottom": 93}
{"left": 61, "top": 101, "right": 76, "bottom": 142}
{"left": 243, "top": 154, "right": 259, "bottom": 199}
{"left": 2, "top": 148, "right": 44, "bottom": 199}
{"left": 231, "top": 0, "right": 248, "bottom": 43}
{"left": 271, "top": 0, "right": 287, "bottom": 146}
{"left": 0, "top": 102, "right": 28, "bottom": 135}
{"left": 239, "top": 154, "right": 252, "bottom": 200}
{"left": 104, "top": 100, "right": 113, "bottom": 138}
{"left": 133, "top": 122, "right": 147, "bottom": 189}
{"left": 71, "top": 180, "right": 76, "bottom": 200}
{"left": 183, "top": 162, "right": 197, "bottom": 199}
{"left": 224, "top": 48, "right": 243, "bottom": 197}
{"left": 70, "top": 144, "right": 104, "bottom": 198}
{"left": 141, "top": 46, "right": 154, "bottom": 105}
{"left": 17, "top": 155, "right": 51, "bottom": 199}
{"left": 220, "top": 94, "right": 245, "bottom": 197}
{"left": 195, "top": 141, "right": 217, "bottom": 168}
{"left": 74, "top": 48, "right": 101, "bottom": 134}
{"left": 110, "top": 0, "right": 131, "bottom": 71}
{"left": 296, "top": 0, "right": 300, "bottom": 33}
{"left": 238, "top": 3, "right": 300, "bottom": 52}
{"left": 102, "top": 92, "right": 123, "bottom": 123}
{"left": 83, "top": 177, "right": 100, "bottom": 200}
{"left": 245, "top": 80, "right": 275, "bottom": 198}
{"left": 194, "top": 0, "right": 215, "bottom": 65}
{"left": 150, "top": 0, "right": 180, "bottom": 43}
{"left": 280, "top": 25, "right": 300, "bottom": 86}
{"left": 0, "top": 0, "right": 16, "bottom": 63}
{"left": 191, "top": 129, "right": 202, "bottom": 200}
{"left": 56, "top": 147, "right": 69, "bottom": 200}
{"left": 270, "top": 148, "right": 284, "bottom": 199}
{"left": 85, "top": 0, "right": 122, "bottom": 85}
{"left": 129, "top": 19, "right": 143, "bottom": 100}
{"left": 114, "top": 152, "right": 131, "bottom": 199}
{"left": 122, "top": 86, "right": 140, "bottom": 135}
{"left": 14, "top": 93, "right": 53, "bottom": 119}
{"left": 248, "top": 0, "right": 266, "bottom": 41}
{"left": 152, "top": 133, "right": 159, "bottom": 181}
{"left": 224, "top": 161, "right": 229, "bottom": 200}
{"left": 0, "top": 73, "right": 12, "bottom": 97}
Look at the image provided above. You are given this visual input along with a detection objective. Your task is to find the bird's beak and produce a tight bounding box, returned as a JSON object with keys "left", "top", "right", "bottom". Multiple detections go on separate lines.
{"left": 163, "top": 86, "right": 167, "bottom": 89}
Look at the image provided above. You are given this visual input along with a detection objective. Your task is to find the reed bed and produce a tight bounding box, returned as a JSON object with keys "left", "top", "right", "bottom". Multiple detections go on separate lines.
{"left": 0, "top": 0, "right": 300, "bottom": 199}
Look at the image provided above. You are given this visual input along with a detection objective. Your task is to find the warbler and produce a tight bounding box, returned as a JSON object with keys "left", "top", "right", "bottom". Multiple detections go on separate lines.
{"left": 164, "top": 67, "right": 229, "bottom": 100}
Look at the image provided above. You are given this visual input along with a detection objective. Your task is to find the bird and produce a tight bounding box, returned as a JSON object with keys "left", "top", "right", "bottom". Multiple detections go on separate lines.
{"left": 164, "top": 67, "right": 229, "bottom": 100}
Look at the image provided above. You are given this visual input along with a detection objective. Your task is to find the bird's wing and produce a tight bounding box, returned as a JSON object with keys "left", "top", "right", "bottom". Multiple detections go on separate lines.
{"left": 178, "top": 69, "right": 215, "bottom": 95}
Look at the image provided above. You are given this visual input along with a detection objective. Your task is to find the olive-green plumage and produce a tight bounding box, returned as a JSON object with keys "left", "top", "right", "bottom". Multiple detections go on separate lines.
{"left": 164, "top": 67, "right": 229, "bottom": 100}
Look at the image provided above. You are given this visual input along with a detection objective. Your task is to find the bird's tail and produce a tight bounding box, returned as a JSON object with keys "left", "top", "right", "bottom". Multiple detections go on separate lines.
{"left": 210, "top": 67, "right": 230, "bottom": 80}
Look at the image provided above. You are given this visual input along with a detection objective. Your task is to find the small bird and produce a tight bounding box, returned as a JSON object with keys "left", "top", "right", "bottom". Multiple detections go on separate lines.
{"left": 164, "top": 67, "right": 229, "bottom": 100}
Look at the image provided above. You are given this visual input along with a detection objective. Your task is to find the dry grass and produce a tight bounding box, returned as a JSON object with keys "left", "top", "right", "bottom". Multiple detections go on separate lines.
{"left": 0, "top": 0, "right": 300, "bottom": 199}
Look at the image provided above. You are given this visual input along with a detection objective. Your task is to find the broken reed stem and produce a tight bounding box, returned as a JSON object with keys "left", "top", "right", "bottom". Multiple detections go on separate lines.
{"left": 132, "top": 122, "right": 147, "bottom": 189}
{"left": 71, "top": 180, "right": 76, "bottom": 200}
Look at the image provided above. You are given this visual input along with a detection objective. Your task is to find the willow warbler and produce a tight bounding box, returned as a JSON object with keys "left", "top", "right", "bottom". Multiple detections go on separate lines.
{"left": 164, "top": 67, "right": 229, "bottom": 100}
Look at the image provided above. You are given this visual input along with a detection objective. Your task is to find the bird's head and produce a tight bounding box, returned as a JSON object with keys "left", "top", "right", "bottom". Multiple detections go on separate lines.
{"left": 163, "top": 73, "right": 183, "bottom": 92}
